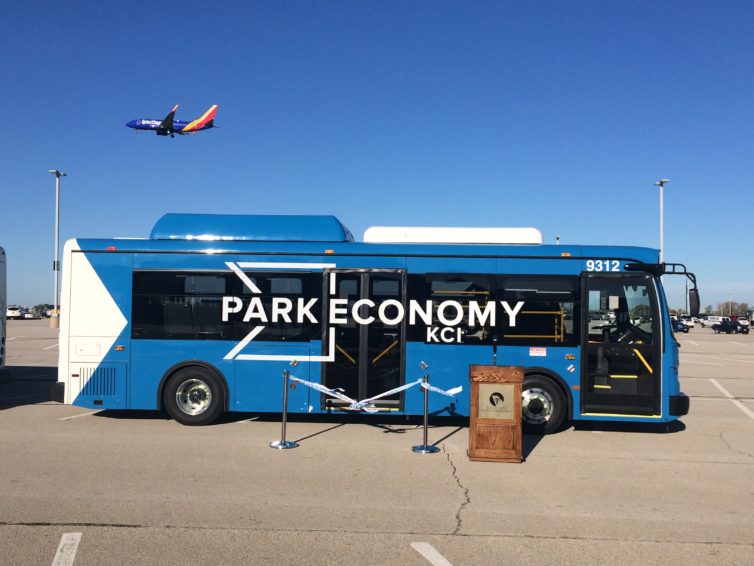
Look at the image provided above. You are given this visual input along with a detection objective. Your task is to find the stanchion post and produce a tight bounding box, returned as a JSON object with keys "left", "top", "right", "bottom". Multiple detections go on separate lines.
{"left": 270, "top": 361, "right": 299, "bottom": 449}
{"left": 412, "top": 362, "right": 440, "bottom": 454}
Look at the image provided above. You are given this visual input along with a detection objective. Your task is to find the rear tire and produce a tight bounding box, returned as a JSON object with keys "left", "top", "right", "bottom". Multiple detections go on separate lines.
{"left": 522, "top": 375, "right": 567, "bottom": 435}
{"left": 164, "top": 367, "right": 225, "bottom": 426}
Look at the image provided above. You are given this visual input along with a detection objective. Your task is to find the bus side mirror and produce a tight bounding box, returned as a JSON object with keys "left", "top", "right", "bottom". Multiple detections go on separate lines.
{"left": 689, "top": 288, "right": 700, "bottom": 317}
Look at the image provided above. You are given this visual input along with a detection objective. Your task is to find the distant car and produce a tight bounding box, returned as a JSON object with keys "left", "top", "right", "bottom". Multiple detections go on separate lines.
{"left": 6, "top": 305, "right": 22, "bottom": 319}
{"left": 712, "top": 320, "right": 750, "bottom": 334}
{"left": 680, "top": 316, "right": 695, "bottom": 328}
{"left": 672, "top": 319, "right": 689, "bottom": 333}
{"left": 701, "top": 316, "right": 729, "bottom": 328}
{"left": 731, "top": 316, "right": 750, "bottom": 328}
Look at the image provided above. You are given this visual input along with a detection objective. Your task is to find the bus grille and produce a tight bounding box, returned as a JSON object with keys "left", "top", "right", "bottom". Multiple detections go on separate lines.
{"left": 80, "top": 365, "right": 117, "bottom": 397}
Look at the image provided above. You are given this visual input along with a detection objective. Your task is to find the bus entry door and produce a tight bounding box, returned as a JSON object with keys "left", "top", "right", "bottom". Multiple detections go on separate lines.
{"left": 582, "top": 274, "right": 661, "bottom": 416}
{"left": 323, "top": 270, "right": 405, "bottom": 409}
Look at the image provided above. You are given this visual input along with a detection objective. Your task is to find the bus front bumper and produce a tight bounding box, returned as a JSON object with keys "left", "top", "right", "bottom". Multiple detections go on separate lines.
{"left": 670, "top": 393, "right": 690, "bottom": 416}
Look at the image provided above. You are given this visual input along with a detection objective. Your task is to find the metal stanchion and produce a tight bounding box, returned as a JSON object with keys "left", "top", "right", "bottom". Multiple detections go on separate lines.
{"left": 412, "top": 362, "right": 440, "bottom": 454}
{"left": 270, "top": 360, "right": 299, "bottom": 449}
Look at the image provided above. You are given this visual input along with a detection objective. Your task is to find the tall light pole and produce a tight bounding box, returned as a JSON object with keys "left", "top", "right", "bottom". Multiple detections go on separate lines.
{"left": 48, "top": 169, "right": 67, "bottom": 329}
{"left": 654, "top": 178, "right": 669, "bottom": 264}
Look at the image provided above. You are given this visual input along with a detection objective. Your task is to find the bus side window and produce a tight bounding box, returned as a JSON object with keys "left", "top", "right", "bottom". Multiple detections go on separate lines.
{"left": 499, "top": 277, "right": 579, "bottom": 346}
{"left": 408, "top": 274, "right": 493, "bottom": 344}
{"left": 236, "top": 272, "right": 322, "bottom": 342}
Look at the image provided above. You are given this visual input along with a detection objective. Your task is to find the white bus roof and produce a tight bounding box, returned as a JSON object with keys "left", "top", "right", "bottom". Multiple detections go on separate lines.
{"left": 363, "top": 226, "right": 543, "bottom": 245}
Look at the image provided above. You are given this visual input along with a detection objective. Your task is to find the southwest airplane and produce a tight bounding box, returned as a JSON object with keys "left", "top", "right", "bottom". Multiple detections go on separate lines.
{"left": 126, "top": 104, "right": 218, "bottom": 137}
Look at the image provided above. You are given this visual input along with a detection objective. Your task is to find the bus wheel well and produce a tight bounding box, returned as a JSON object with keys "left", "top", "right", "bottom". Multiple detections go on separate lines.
{"left": 158, "top": 361, "right": 229, "bottom": 412}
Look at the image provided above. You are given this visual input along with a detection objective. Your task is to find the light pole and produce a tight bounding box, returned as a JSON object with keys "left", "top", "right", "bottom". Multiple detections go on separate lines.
{"left": 654, "top": 179, "right": 669, "bottom": 264}
{"left": 728, "top": 294, "right": 732, "bottom": 317}
{"left": 48, "top": 169, "right": 67, "bottom": 329}
{"left": 685, "top": 279, "right": 689, "bottom": 315}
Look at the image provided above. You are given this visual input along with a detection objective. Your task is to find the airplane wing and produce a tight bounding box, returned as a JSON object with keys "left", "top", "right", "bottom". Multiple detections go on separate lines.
{"left": 159, "top": 104, "right": 179, "bottom": 132}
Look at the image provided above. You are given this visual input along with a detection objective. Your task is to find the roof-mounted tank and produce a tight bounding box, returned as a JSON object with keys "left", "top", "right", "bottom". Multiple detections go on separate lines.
{"left": 150, "top": 214, "right": 354, "bottom": 242}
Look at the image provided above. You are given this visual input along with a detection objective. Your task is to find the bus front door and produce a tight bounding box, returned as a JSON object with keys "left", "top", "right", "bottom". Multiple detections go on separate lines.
{"left": 323, "top": 270, "right": 405, "bottom": 410}
{"left": 582, "top": 274, "right": 661, "bottom": 417}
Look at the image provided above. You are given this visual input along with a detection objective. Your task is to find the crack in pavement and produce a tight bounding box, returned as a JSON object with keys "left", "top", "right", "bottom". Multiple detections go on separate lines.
{"left": 442, "top": 444, "right": 470, "bottom": 535}
{"left": 1, "top": 521, "right": 753, "bottom": 548}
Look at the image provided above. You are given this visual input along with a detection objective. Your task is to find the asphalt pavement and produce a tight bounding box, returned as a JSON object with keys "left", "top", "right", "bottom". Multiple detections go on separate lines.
{"left": 0, "top": 319, "right": 752, "bottom": 565}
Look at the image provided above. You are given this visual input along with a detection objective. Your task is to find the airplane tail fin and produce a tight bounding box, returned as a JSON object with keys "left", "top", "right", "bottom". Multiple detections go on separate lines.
{"left": 182, "top": 104, "right": 218, "bottom": 132}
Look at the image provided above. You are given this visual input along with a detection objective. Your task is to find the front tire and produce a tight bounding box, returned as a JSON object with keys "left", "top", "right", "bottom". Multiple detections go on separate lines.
{"left": 164, "top": 367, "right": 225, "bottom": 426}
{"left": 522, "top": 375, "right": 567, "bottom": 435}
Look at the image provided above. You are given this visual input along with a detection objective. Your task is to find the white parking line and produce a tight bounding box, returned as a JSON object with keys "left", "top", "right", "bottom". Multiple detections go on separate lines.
{"left": 60, "top": 410, "right": 101, "bottom": 421}
{"left": 686, "top": 340, "right": 699, "bottom": 346}
{"left": 7, "top": 336, "right": 25, "bottom": 341}
{"left": 236, "top": 416, "right": 260, "bottom": 424}
{"left": 43, "top": 343, "right": 59, "bottom": 351}
{"left": 706, "top": 355, "right": 754, "bottom": 365}
{"left": 411, "top": 542, "right": 453, "bottom": 566}
{"left": 51, "top": 532, "right": 81, "bottom": 566}
{"left": 732, "top": 341, "right": 747, "bottom": 348}
{"left": 708, "top": 379, "right": 754, "bottom": 421}
{"left": 681, "top": 360, "right": 722, "bottom": 367}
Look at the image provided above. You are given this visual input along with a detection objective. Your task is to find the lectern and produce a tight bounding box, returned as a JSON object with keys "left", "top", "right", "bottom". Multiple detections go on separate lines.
{"left": 469, "top": 365, "right": 523, "bottom": 463}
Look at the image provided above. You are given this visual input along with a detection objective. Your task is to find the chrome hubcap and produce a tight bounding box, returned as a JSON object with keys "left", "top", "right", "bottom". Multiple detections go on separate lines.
{"left": 522, "top": 387, "right": 554, "bottom": 424}
{"left": 176, "top": 379, "right": 212, "bottom": 416}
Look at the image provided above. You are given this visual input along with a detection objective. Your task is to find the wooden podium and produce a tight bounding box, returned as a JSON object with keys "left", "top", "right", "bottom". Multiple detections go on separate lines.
{"left": 469, "top": 365, "right": 523, "bottom": 463}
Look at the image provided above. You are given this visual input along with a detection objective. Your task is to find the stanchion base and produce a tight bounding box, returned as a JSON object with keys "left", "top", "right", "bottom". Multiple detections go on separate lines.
{"left": 412, "top": 445, "right": 440, "bottom": 454}
{"left": 270, "top": 440, "right": 299, "bottom": 450}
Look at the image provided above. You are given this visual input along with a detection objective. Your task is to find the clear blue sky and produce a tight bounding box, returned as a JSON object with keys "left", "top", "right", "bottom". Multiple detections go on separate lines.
{"left": 2, "top": 1, "right": 753, "bottom": 310}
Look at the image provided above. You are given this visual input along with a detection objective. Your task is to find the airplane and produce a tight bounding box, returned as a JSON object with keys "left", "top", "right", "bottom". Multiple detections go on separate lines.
{"left": 126, "top": 104, "right": 218, "bottom": 137}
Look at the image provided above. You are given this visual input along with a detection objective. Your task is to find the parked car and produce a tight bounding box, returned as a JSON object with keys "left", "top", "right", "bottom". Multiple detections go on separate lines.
{"left": 680, "top": 316, "right": 695, "bottom": 327}
{"left": 712, "top": 320, "right": 750, "bottom": 334}
{"left": 6, "top": 305, "right": 22, "bottom": 319}
{"left": 672, "top": 319, "right": 689, "bottom": 333}
{"left": 731, "top": 315, "right": 750, "bottom": 327}
{"left": 701, "top": 316, "right": 729, "bottom": 328}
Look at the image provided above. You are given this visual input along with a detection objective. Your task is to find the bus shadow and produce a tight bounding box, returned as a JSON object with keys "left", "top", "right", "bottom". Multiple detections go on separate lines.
{"left": 89, "top": 409, "right": 546, "bottom": 459}
{"left": 0, "top": 365, "right": 57, "bottom": 409}
{"left": 572, "top": 420, "right": 687, "bottom": 434}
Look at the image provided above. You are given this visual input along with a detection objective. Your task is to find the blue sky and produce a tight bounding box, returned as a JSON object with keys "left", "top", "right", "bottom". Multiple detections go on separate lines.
{"left": 2, "top": 1, "right": 753, "bottom": 310}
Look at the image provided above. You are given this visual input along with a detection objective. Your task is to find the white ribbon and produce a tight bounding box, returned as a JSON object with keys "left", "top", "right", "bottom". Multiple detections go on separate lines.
{"left": 420, "top": 382, "right": 463, "bottom": 398}
{"left": 288, "top": 375, "right": 358, "bottom": 405}
{"left": 350, "top": 379, "right": 423, "bottom": 412}
{"left": 288, "top": 375, "right": 461, "bottom": 412}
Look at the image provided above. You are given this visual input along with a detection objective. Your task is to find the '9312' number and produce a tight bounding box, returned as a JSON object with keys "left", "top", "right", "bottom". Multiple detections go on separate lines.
{"left": 586, "top": 259, "right": 620, "bottom": 272}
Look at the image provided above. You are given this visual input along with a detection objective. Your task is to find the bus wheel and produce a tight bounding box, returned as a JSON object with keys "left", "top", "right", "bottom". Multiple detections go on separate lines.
{"left": 164, "top": 367, "right": 224, "bottom": 426}
{"left": 522, "top": 376, "right": 566, "bottom": 435}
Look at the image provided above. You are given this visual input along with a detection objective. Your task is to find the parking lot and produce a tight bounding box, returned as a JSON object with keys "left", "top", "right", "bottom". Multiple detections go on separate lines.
{"left": 1, "top": 319, "right": 752, "bottom": 565}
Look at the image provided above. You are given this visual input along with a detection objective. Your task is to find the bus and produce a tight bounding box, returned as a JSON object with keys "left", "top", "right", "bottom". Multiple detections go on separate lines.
{"left": 0, "top": 247, "right": 6, "bottom": 378}
{"left": 53, "top": 214, "right": 698, "bottom": 433}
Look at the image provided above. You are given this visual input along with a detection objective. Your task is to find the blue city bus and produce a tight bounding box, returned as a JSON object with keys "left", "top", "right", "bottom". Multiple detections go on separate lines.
{"left": 54, "top": 214, "right": 698, "bottom": 433}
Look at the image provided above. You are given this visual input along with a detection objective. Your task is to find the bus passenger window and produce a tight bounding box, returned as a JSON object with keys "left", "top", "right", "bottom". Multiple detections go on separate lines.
{"left": 410, "top": 275, "right": 493, "bottom": 344}
{"left": 499, "top": 277, "right": 579, "bottom": 346}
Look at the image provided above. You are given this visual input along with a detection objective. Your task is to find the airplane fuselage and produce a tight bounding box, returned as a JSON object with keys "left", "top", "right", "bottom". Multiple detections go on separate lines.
{"left": 126, "top": 119, "right": 214, "bottom": 135}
